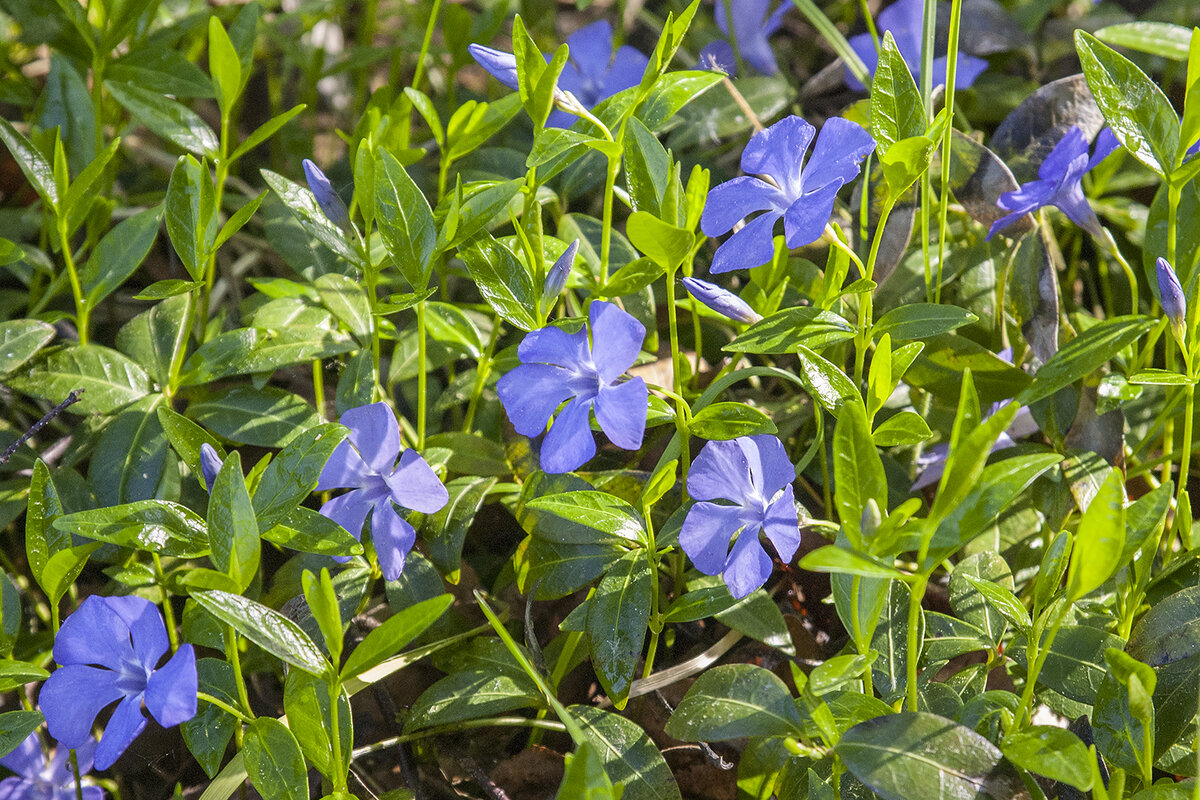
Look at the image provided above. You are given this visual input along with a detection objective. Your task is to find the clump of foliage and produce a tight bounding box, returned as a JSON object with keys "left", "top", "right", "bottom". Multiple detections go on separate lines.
{"left": 1, "top": 0, "right": 1200, "bottom": 798}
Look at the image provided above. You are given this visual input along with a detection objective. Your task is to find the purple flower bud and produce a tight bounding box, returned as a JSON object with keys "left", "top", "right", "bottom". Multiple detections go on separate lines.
{"left": 302, "top": 159, "right": 350, "bottom": 228}
{"left": 200, "top": 443, "right": 223, "bottom": 493}
{"left": 1157, "top": 256, "right": 1186, "bottom": 327}
{"left": 682, "top": 277, "right": 762, "bottom": 324}
{"left": 543, "top": 239, "right": 579, "bottom": 301}
{"left": 468, "top": 44, "right": 520, "bottom": 91}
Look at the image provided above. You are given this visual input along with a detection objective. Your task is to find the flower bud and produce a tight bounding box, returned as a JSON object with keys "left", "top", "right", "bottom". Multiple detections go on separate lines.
{"left": 543, "top": 239, "right": 579, "bottom": 302}
{"left": 681, "top": 277, "right": 761, "bottom": 324}
{"left": 200, "top": 443, "right": 223, "bottom": 493}
{"left": 1157, "top": 256, "right": 1187, "bottom": 328}
{"left": 468, "top": 44, "right": 520, "bottom": 91}
{"left": 302, "top": 159, "right": 350, "bottom": 228}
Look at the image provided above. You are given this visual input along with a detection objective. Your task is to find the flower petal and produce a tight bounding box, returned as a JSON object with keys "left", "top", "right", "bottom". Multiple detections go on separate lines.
{"left": 93, "top": 694, "right": 147, "bottom": 771}
{"left": 517, "top": 324, "right": 590, "bottom": 368}
{"left": 700, "top": 176, "right": 786, "bottom": 237}
{"left": 740, "top": 115, "right": 814, "bottom": 195}
{"left": 802, "top": 118, "right": 876, "bottom": 192}
{"left": 604, "top": 46, "right": 649, "bottom": 94}
{"left": 0, "top": 734, "right": 40, "bottom": 777}
{"left": 540, "top": 397, "right": 596, "bottom": 474}
{"left": 688, "top": 439, "right": 757, "bottom": 504}
{"left": 302, "top": 159, "right": 350, "bottom": 228}
{"left": 319, "top": 489, "right": 374, "bottom": 539}
{"left": 783, "top": 179, "right": 843, "bottom": 248}
{"left": 468, "top": 44, "right": 520, "bottom": 91}
{"left": 710, "top": 210, "right": 782, "bottom": 274}
{"left": 594, "top": 377, "right": 648, "bottom": 450}
{"left": 912, "top": 442, "right": 949, "bottom": 490}
{"left": 370, "top": 501, "right": 417, "bottom": 581}
{"left": 105, "top": 595, "right": 169, "bottom": 672}
{"left": 723, "top": 524, "right": 774, "bottom": 599}
{"left": 761, "top": 485, "right": 801, "bottom": 562}
{"left": 53, "top": 595, "right": 137, "bottom": 671}
{"left": 497, "top": 363, "right": 577, "bottom": 437}
{"left": 0, "top": 777, "right": 38, "bottom": 800}
{"left": 144, "top": 644, "right": 197, "bottom": 729}
{"left": 386, "top": 449, "right": 449, "bottom": 514}
{"left": 698, "top": 40, "right": 736, "bottom": 75}
{"left": 200, "top": 444, "right": 223, "bottom": 493}
{"left": 40, "top": 665, "right": 125, "bottom": 749}
{"left": 879, "top": 0, "right": 925, "bottom": 64}
{"left": 316, "top": 439, "right": 371, "bottom": 491}
{"left": 680, "top": 502, "right": 751, "bottom": 576}
{"left": 1087, "top": 128, "right": 1121, "bottom": 171}
{"left": 745, "top": 435, "right": 795, "bottom": 496}
{"left": 566, "top": 20, "right": 615, "bottom": 85}
{"left": 844, "top": 32, "right": 880, "bottom": 91}
{"left": 340, "top": 402, "right": 402, "bottom": 475}
{"left": 1049, "top": 157, "right": 1101, "bottom": 237}
{"left": 590, "top": 301, "right": 645, "bottom": 382}
{"left": 1038, "top": 127, "right": 1089, "bottom": 182}
{"left": 931, "top": 53, "right": 987, "bottom": 90}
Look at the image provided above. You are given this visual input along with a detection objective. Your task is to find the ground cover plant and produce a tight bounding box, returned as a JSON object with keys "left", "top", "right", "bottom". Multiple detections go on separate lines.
{"left": 2, "top": 0, "right": 1200, "bottom": 797}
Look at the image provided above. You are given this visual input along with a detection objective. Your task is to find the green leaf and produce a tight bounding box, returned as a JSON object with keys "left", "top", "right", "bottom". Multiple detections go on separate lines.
{"left": 1066, "top": 469, "right": 1126, "bottom": 601}
{"left": 636, "top": 69, "right": 723, "bottom": 131}
{"left": 688, "top": 402, "right": 777, "bottom": 440}
{"left": 458, "top": 234, "right": 537, "bottom": 331}
{"left": 424, "top": 476, "right": 498, "bottom": 579}
{"left": 251, "top": 423, "right": 348, "bottom": 531}
{"left": 375, "top": 148, "right": 437, "bottom": 288}
{"left": 880, "top": 135, "right": 937, "bottom": 198}
{"left": 282, "top": 669, "right": 351, "bottom": 781}
{"left": 1184, "top": 27, "right": 1200, "bottom": 166}
{"left": 55, "top": 500, "right": 210, "bottom": 557}
{"left": 834, "top": 401, "right": 887, "bottom": 549}
{"left": 134, "top": 279, "right": 203, "bottom": 300}
{"left": 229, "top": 104, "right": 306, "bottom": 163}
{"left": 1002, "top": 726, "right": 1092, "bottom": 790}
{"left": 1011, "top": 624, "right": 1124, "bottom": 705}
{"left": 0, "top": 711, "right": 44, "bottom": 758}
{"left": 42, "top": 542, "right": 102, "bottom": 608}
{"left": 0, "top": 320, "right": 55, "bottom": 376}
{"left": 870, "top": 32, "right": 926, "bottom": 154}
{"left": 571, "top": 705, "right": 682, "bottom": 800}
{"left": 208, "top": 452, "right": 260, "bottom": 591}
{"left": 948, "top": 552, "right": 1013, "bottom": 643}
{"left": 602, "top": 257, "right": 663, "bottom": 298}
{"left": 625, "top": 211, "right": 692, "bottom": 269}
{"left": 1127, "top": 584, "right": 1200, "bottom": 667}
{"left": 340, "top": 594, "right": 452, "bottom": 680}
{"left": 1075, "top": 31, "right": 1181, "bottom": 177}
{"left": 117, "top": 293, "right": 187, "bottom": 389}
{"left": 526, "top": 491, "right": 644, "bottom": 542}
{"left": 180, "top": 325, "right": 353, "bottom": 385}
{"left": 82, "top": 205, "right": 163, "bottom": 307}
{"left": 261, "top": 168, "right": 356, "bottom": 262}
{"left": 165, "top": 154, "right": 217, "bottom": 281}
{"left": 8, "top": 343, "right": 149, "bottom": 414}
{"left": 874, "top": 304, "right": 977, "bottom": 341}
{"left": 313, "top": 272, "right": 370, "bottom": 339}
{"left": 445, "top": 95, "right": 522, "bottom": 161}
{"left": 24, "top": 460, "right": 68, "bottom": 588}
{"left": 0, "top": 657, "right": 48, "bottom": 692}
{"left": 801, "top": 545, "right": 906, "bottom": 580}
{"left": 106, "top": 80, "right": 219, "bottom": 157}
{"left": 405, "top": 668, "right": 543, "bottom": 731}
{"left": 261, "top": 507, "right": 363, "bottom": 557}
{"left": 0, "top": 118, "right": 58, "bottom": 210}
{"left": 796, "top": 344, "right": 861, "bottom": 415}
{"left": 872, "top": 411, "right": 932, "bottom": 446}
{"left": 213, "top": 190, "right": 267, "bottom": 252}
{"left": 208, "top": 16, "right": 242, "bottom": 116}
{"left": 837, "top": 712, "right": 1026, "bottom": 800}
{"left": 725, "top": 307, "right": 855, "bottom": 354}
{"left": 0, "top": 575, "right": 21, "bottom": 659}
{"left": 186, "top": 385, "right": 318, "bottom": 447}
{"left": 1095, "top": 22, "right": 1192, "bottom": 62}
{"left": 89, "top": 394, "right": 169, "bottom": 506}
{"left": 962, "top": 574, "right": 1031, "bottom": 634}
{"left": 624, "top": 118, "right": 669, "bottom": 216}
{"left": 715, "top": 586, "right": 796, "bottom": 654}
{"left": 192, "top": 589, "right": 330, "bottom": 676}
{"left": 62, "top": 138, "right": 119, "bottom": 235}
{"left": 243, "top": 718, "right": 309, "bottom": 800}
{"left": 302, "top": 568, "right": 344, "bottom": 665}
{"left": 664, "top": 664, "right": 805, "bottom": 740}
{"left": 588, "top": 549, "right": 652, "bottom": 708}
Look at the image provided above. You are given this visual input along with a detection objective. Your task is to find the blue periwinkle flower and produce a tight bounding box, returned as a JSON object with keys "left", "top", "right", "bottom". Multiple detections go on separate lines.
{"left": 680, "top": 435, "right": 800, "bottom": 599}
{"left": 199, "top": 443, "right": 223, "bottom": 493}
{"left": 302, "top": 159, "right": 350, "bottom": 229}
{"left": 469, "top": 21, "right": 647, "bottom": 129}
{"left": 700, "top": 115, "right": 875, "bottom": 274}
{"left": 0, "top": 733, "right": 102, "bottom": 800}
{"left": 317, "top": 402, "right": 449, "bottom": 580}
{"left": 845, "top": 0, "right": 988, "bottom": 91}
{"left": 682, "top": 277, "right": 762, "bottom": 323}
{"left": 498, "top": 300, "right": 648, "bottom": 474}
{"left": 39, "top": 596, "right": 197, "bottom": 771}
{"left": 543, "top": 239, "right": 579, "bottom": 302}
{"left": 1157, "top": 257, "right": 1186, "bottom": 329}
{"left": 702, "top": 0, "right": 790, "bottom": 77}
{"left": 987, "top": 126, "right": 1119, "bottom": 240}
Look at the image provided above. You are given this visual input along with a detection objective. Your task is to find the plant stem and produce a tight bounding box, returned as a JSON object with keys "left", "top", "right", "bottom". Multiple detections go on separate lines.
{"left": 416, "top": 299, "right": 428, "bottom": 448}
{"left": 935, "top": 0, "right": 963, "bottom": 305}
{"left": 463, "top": 320, "right": 500, "bottom": 433}
{"left": 666, "top": 267, "right": 690, "bottom": 491}
{"left": 56, "top": 218, "right": 88, "bottom": 344}
{"left": 600, "top": 154, "right": 620, "bottom": 286}
{"left": 905, "top": 575, "right": 926, "bottom": 711}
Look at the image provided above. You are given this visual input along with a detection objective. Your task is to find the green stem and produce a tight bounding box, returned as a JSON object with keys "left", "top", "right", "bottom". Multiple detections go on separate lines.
{"left": 416, "top": 299, "right": 428, "bottom": 448}
{"left": 224, "top": 626, "right": 255, "bottom": 723}
{"left": 70, "top": 750, "right": 83, "bottom": 800}
{"left": 165, "top": 289, "right": 197, "bottom": 399}
{"left": 935, "top": 0, "right": 963, "bottom": 305}
{"left": 397, "top": 0, "right": 444, "bottom": 150}
{"left": 56, "top": 218, "right": 88, "bottom": 344}
{"left": 666, "top": 268, "right": 690, "bottom": 492}
{"left": 905, "top": 576, "right": 926, "bottom": 711}
{"left": 150, "top": 553, "right": 178, "bottom": 650}
{"left": 312, "top": 359, "right": 326, "bottom": 419}
{"left": 599, "top": 155, "right": 620, "bottom": 286}
{"left": 328, "top": 678, "right": 348, "bottom": 792}
{"left": 197, "top": 691, "right": 254, "bottom": 724}
{"left": 463, "top": 320, "right": 501, "bottom": 433}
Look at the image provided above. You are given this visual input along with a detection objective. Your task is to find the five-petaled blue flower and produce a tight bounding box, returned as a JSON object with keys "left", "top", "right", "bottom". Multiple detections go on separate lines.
{"left": 680, "top": 435, "right": 800, "bottom": 599}
{"left": 700, "top": 114, "right": 875, "bottom": 274}
{"left": 0, "top": 733, "right": 103, "bottom": 800}
{"left": 682, "top": 277, "right": 761, "bottom": 323}
{"left": 498, "top": 300, "right": 648, "bottom": 474}
{"left": 845, "top": 0, "right": 987, "bottom": 91}
{"left": 468, "top": 21, "right": 648, "bottom": 129}
{"left": 302, "top": 159, "right": 351, "bottom": 229}
{"left": 317, "top": 402, "right": 449, "bottom": 581}
{"left": 698, "top": 0, "right": 790, "bottom": 77}
{"left": 987, "top": 126, "right": 1119, "bottom": 240}
{"left": 39, "top": 596, "right": 197, "bottom": 771}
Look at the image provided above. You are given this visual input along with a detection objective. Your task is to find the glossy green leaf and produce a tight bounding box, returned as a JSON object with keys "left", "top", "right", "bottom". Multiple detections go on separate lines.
{"left": 165, "top": 154, "right": 217, "bottom": 281}
{"left": 571, "top": 705, "right": 682, "bottom": 800}
{"left": 251, "top": 422, "right": 348, "bottom": 531}
{"left": 665, "top": 664, "right": 805, "bottom": 740}
{"left": 229, "top": 104, "right": 306, "bottom": 163}
{"left": 41, "top": 543, "right": 102, "bottom": 608}
{"left": 0, "top": 118, "right": 58, "bottom": 210}
{"left": 834, "top": 401, "right": 887, "bottom": 549}
{"left": 0, "top": 711, "right": 44, "bottom": 758}
{"left": 243, "top": 718, "right": 308, "bottom": 800}
{"left": 56, "top": 499, "right": 208, "bottom": 557}
{"left": 588, "top": 549, "right": 652, "bottom": 708}
{"left": 458, "top": 234, "right": 537, "bottom": 331}
{"left": 872, "top": 411, "right": 932, "bottom": 446}
{"left": 626, "top": 211, "right": 692, "bottom": 269}
{"left": 1002, "top": 726, "right": 1092, "bottom": 790}
{"left": 187, "top": 385, "right": 318, "bottom": 447}
{"left": 375, "top": 148, "right": 436, "bottom": 287}
{"left": 424, "top": 476, "right": 498, "bottom": 579}
{"left": 801, "top": 545, "right": 906, "bottom": 580}
{"left": 24, "top": 460, "right": 68, "bottom": 587}
{"left": 89, "top": 394, "right": 169, "bottom": 506}
{"left": 82, "top": 205, "right": 164, "bottom": 308}
{"left": 340, "top": 594, "right": 451, "bottom": 680}
{"left": 106, "top": 80, "right": 219, "bottom": 157}
{"left": 281, "top": 669, "right": 351, "bottom": 781}
{"left": 1095, "top": 21, "right": 1192, "bottom": 61}
{"left": 688, "top": 402, "right": 777, "bottom": 440}
{"left": 208, "top": 452, "right": 259, "bottom": 591}
{"left": 314, "top": 272, "right": 371, "bottom": 339}
{"left": 405, "top": 668, "right": 543, "bottom": 731}
{"left": 260, "top": 507, "right": 363, "bottom": 557}
{"left": 874, "top": 304, "right": 977, "bottom": 341}
{"left": 526, "top": 491, "right": 644, "bottom": 542}
{"left": 0, "top": 320, "right": 55, "bottom": 377}
{"left": 726, "top": 307, "right": 855, "bottom": 354}
{"left": 870, "top": 32, "right": 926, "bottom": 154}
{"left": 1066, "top": 468, "right": 1126, "bottom": 601}
{"left": 8, "top": 343, "right": 149, "bottom": 414}
{"left": 208, "top": 16, "right": 242, "bottom": 115}
{"left": 192, "top": 589, "right": 330, "bottom": 676}
{"left": 796, "top": 344, "right": 860, "bottom": 415}
{"left": 963, "top": 575, "right": 1031, "bottom": 634}
{"left": 261, "top": 168, "right": 356, "bottom": 262}
{"left": 556, "top": 741, "right": 618, "bottom": 800}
